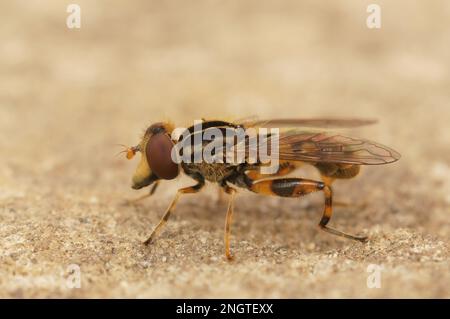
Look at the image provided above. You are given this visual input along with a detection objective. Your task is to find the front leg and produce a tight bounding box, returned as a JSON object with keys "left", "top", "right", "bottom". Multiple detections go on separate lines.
{"left": 124, "top": 181, "right": 160, "bottom": 205}
{"left": 144, "top": 181, "right": 204, "bottom": 245}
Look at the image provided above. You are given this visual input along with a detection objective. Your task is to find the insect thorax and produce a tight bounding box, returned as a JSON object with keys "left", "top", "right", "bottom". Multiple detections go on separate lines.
{"left": 182, "top": 162, "right": 238, "bottom": 183}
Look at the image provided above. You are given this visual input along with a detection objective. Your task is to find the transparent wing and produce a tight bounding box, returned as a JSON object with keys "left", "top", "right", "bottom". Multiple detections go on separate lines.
{"left": 217, "top": 130, "right": 400, "bottom": 165}
{"left": 239, "top": 117, "right": 378, "bottom": 129}
{"left": 273, "top": 131, "right": 400, "bottom": 165}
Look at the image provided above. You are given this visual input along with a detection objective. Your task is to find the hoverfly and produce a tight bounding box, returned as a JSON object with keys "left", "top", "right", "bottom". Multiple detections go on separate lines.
{"left": 121, "top": 118, "right": 400, "bottom": 260}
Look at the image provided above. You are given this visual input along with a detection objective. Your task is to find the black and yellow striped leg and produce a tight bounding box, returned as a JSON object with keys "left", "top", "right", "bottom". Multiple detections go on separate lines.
{"left": 319, "top": 185, "right": 368, "bottom": 242}
{"left": 144, "top": 182, "right": 203, "bottom": 245}
{"left": 248, "top": 177, "right": 368, "bottom": 242}
{"left": 319, "top": 175, "right": 367, "bottom": 209}
{"left": 222, "top": 185, "right": 237, "bottom": 261}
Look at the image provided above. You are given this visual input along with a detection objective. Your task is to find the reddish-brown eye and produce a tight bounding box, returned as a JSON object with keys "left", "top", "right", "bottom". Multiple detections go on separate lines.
{"left": 146, "top": 133, "right": 179, "bottom": 180}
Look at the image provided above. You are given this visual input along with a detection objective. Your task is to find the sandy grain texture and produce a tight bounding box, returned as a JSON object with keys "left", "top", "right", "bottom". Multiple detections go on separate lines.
{"left": 0, "top": 0, "right": 449, "bottom": 298}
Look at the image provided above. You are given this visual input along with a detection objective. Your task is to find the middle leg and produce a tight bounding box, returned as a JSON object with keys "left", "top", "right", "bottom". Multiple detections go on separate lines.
{"left": 222, "top": 185, "right": 236, "bottom": 261}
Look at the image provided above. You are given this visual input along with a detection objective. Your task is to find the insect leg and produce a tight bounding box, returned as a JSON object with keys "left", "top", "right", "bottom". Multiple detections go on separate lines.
{"left": 125, "top": 181, "right": 160, "bottom": 205}
{"left": 247, "top": 177, "right": 367, "bottom": 242}
{"left": 143, "top": 182, "right": 204, "bottom": 245}
{"left": 217, "top": 188, "right": 227, "bottom": 204}
{"left": 222, "top": 185, "right": 236, "bottom": 261}
{"left": 149, "top": 181, "right": 160, "bottom": 195}
{"left": 246, "top": 161, "right": 299, "bottom": 180}
{"left": 319, "top": 184, "right": 368, "bottom": 242}
{"left": 320, "top": 174, "right": 367, "bottom": 210}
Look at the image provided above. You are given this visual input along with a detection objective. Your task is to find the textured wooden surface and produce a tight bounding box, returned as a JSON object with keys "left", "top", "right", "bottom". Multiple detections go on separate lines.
{"left": 0, "top": 0, "right": 449, "bottom": 298}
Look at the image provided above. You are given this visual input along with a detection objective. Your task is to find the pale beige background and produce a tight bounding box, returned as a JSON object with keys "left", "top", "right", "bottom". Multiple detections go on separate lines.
{"left": 0, "top": 0, "right": 449, "bottom": 298}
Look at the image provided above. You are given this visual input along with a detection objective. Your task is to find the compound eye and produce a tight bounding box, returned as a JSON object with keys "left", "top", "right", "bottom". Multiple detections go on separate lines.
{"left": 146, "top": 133, "right": 179, "bottom": 180}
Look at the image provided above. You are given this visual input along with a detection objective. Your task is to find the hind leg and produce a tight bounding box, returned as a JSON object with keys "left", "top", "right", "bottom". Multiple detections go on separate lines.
{"left": 318, "top": 164, "right": 367, "bottom": 210}
{"left": 318, "top": 184, "right": 368, "bottom": 242}
{"left": 247, "top": 177, "right": 368, "bottom": 242}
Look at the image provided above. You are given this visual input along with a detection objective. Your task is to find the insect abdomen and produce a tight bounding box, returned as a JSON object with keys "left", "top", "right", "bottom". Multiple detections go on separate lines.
{"left": 315, "top": 163, "right": 361, "bottom": 179}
